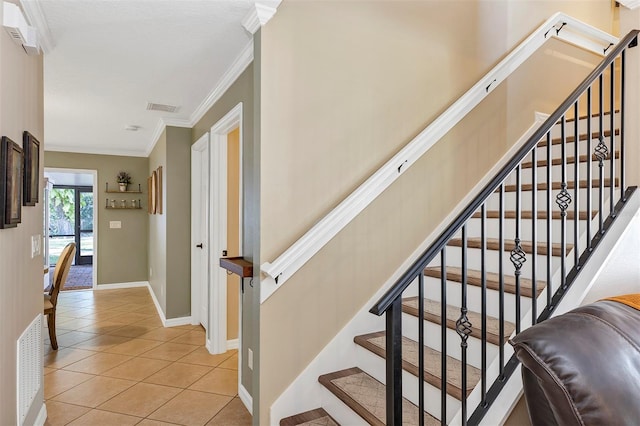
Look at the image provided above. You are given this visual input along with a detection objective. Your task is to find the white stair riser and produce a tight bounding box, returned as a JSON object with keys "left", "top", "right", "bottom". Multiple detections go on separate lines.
{"left": 423, "top": 276, "right": 548, "bottom": 322}
{"left": 320, "top": 386, "right": 368, "bottom": 426}
{"left": 355, "top": 344, "right": 460, "bottom": 423}
{"left": 547, "top": 114, "right": 618, "bottom": 139}
{"left": 440, "top": 246, "right": 569, "bottom": 278}
{"left": 401, "top": 312, "right": 501, "bottom": 369}
{"left": 465, "top": 216, "right": 589, "bottom": 244}
{"left": 505, "top": 161, "right": 618, "bottom": 186}
{"left": 484, "top": 187, "right": 620, "bottom": 211}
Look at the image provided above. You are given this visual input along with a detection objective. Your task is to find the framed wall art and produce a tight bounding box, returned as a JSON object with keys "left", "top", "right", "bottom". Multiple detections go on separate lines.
{"left": 0, "top": 136, "right": 23, "bottom": 228}
{"left": 23, "top": 131, "right": 40, "bottom": 206}
{"left": 156, "top": 166, "right": 162, "bottom": 214}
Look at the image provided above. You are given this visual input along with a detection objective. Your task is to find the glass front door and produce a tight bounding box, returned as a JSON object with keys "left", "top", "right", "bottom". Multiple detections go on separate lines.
{"left": 49, "top": 185, "right": 93, "bottom": 266}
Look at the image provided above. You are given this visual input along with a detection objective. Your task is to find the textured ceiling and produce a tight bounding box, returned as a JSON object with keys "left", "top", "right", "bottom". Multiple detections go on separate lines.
{"left": 37, "top": 0, "right": 255, "bottom": 156}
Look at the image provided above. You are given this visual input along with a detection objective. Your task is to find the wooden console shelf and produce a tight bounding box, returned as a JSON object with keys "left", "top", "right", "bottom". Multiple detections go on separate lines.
{"left": 219, "top": 257, "right": 253, "bottom": 278}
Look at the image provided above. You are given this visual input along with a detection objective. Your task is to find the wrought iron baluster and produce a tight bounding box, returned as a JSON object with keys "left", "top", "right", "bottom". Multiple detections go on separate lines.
{"left": 480, "top": 204, "right": 487, "bottom": 405}
{"left": 531, "top": 148, "right": 537, "bottom": 325}
{"left": 574, "top": 101, "right": 580, "bottom": 270}
{"left": 546, "top": 132, "right": 553, "bottom": 309}
{"left": 621, "top": 49, "right": 626, "bottom": 201}
{"left": 458, "top": 224, "right": 470, "bottom": 425}
{"left": 440, "top": 248, "right": 447, "bottom": 426}
{"left": 418, "top": 273, "right": 424, "bottom": 426}
{"left": 557, "top": 116, "right": 572, "bottom": 290}
{"left": 587, "top": 87, "right": 593, "bottom": 251}
{"left": 386, "top": 298, "right": 403, "bottom": 426}
{"left": 498, "top": 184, "right": 505, "bottom": 378}
{"left": 510, "top": 166, "right": 525, "bottom": 334}
{"left": 610, "top": 62, "right": 616, "bottom": 217}
{"left": 598, "top": 74, "right": 606, "bottom": 233}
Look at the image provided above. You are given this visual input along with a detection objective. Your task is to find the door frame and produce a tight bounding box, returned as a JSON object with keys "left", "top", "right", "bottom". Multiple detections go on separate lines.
{"left": 44, "top": 167, "right": 98, "bottom": 290}
{"left": 191, "top": 133, "right": 210, "bottom": 332}
{"left": 209, "top": 102, "right": 244, "bottom": 356}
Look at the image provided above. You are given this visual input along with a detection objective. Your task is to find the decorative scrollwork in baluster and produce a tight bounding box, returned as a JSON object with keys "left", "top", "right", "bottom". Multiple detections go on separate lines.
{"left": 594, "top": 135, "right": 609, "bottom": 166}
{"left": 456, "top": 308, "right": 472, "bottom": 347}
{"left": 510, "top": 238, "right": 526, "bottom": 277}
{"left": 556, "top": 183, "right": 572, "bottom": 218}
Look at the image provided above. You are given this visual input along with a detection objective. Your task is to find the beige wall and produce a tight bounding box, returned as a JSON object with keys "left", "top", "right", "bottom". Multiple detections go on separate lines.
{"left": 192, "top": 63, "right": 257, "bottom": 396}
{"left": 44, "top": 152, "right": 149, "bottom": 285}
{"left": 258, "top": 1, "right": 614, "bottom": 423}
{"left": 0, "top": 0, "right": 44, "bottom": 423}
{"left": 148, "top": 130, "right": 167, "bottom": 312}
{"left": 148, "top": 126, "right": 192, "bottom": 319}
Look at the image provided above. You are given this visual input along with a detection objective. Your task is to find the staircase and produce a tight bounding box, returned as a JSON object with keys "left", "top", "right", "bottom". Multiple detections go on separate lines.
{"left": 279, "top": 30, "right": 639, "bottom": 426}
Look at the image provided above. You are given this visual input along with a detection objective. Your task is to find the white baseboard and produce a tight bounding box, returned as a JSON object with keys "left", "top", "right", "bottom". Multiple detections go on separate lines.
{"left": 145, "top": 282, "right": 193, "bottom": 328}
{"left": 226, "top": 338, "right": 239, "bottom": 350}
{"left": 34, "top": 403, "right": 47, "bottom": 426}
{"left": 239, "top": 384, "right": 253, "bottom": 414}
{"left": 96, "top": 281, "right": 148, "bottom": 290}
{"left": 165, "top": 316, "right": 194, "bottom": 327}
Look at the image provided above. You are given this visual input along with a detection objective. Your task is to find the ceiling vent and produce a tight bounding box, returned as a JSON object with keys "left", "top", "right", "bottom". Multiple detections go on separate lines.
{"left": 146, "top": 102, "right": 180, "bottom": 113}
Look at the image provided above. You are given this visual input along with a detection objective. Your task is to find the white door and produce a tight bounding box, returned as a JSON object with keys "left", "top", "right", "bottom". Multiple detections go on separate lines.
{"left": 191, "top": 134, "right": 210, "bottom": 330}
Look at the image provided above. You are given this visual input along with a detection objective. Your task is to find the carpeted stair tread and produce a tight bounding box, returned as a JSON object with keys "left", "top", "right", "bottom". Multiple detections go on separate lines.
{"left": 354, "top": 331, "right": 480, "bottom": 399}
{"left": 280, "top": 408, "right": 340, "bottom": 426}
{"left": 471, "top": 210, "right": 597, "bottom": 220}
{"left": 423, "top": 266, "right": 545, "bottom": 298}
{"left": 401, "top": 298, "right": 515, "bottom": 345}
{"left": 319, "top": 367, "right": 440, "bottom": 426}
{"left": 502, "top": 178, "right": 617, "bottom": 192}
{"left": 448, "top": 237, "right": 572, "bottom": 257}
{"left": 521, "top": 151, "right": 619, "bottom": 169}
{"left": 536, "top": 129, "right": 618, "bottom": 147}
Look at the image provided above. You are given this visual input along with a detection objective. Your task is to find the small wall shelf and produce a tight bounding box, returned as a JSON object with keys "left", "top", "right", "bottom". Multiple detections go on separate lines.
{"left": 105, "top": 183, "right": 143, "bottom": 193}
{"left": 105, "top": 206, "right": 143, "bottom": 210}
{"left": 219, "top": 257, "right": 253, "bottom": 278}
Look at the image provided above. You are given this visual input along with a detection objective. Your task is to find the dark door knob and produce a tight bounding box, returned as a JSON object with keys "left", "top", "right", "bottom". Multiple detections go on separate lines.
{"left": 196, "top": 244, "right": 203, "bottom": 249}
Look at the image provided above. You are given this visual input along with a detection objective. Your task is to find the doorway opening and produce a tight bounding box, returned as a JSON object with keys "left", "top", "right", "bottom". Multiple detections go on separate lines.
{"left": 190, "top": 102, "right": 247, "bottom": 410}
{"left": 44, "top": 169, "right": 97, "bottom": 291}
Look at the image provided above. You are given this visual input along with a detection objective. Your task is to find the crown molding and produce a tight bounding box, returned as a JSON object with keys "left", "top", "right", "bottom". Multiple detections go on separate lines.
{"left": 189, "top": 41, "right": 253, "bottom": 126}
{"left": 162, "top": 118, "right": 192, "bottom": 128}
{"left": 242, "top": 0, "right": 282, "bottom": 35}
{"left": 20, "top": 0, "right": 54, "bottom": 53}
{"left": 46, "top": 143, "right": 148, "bottom": 158}
{"left": 618, "top": 0, "right": 640, "bottom": 8}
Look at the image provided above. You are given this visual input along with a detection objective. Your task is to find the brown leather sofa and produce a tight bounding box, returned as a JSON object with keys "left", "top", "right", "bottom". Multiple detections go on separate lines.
{"left": 510, "top": 300, "right": 640, "bottom": 425}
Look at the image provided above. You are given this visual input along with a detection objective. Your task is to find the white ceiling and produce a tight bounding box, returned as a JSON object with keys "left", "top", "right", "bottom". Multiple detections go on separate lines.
{"left": 45, "top": 171, "right": 93, "bottom": 187}
{"left": 29, "top": 0, "right": 260, "bottom": 157}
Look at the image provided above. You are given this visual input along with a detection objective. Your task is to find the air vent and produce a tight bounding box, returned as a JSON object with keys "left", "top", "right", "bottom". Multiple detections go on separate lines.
{"left": 17, "top": 315, "right": 42, "bottom": 425}
{"left": 124, "top": 125, "right": 141, "bottom": 131}
{"left": 146, "top": 102, "right": 180, "bottom": 113}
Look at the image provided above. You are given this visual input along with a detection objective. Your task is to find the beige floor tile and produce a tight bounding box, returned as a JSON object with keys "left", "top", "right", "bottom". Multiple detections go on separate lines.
{"left": 55, "top": 331, "right": 98, "bottom": 348}
{"left": 170, "top": 329, "right": 205, "bottom": 346}
{"left": 134, "top": 305, "right": 160, "bottom": 315}
{"left": 108, "top": 303, "right": 148, "bottom": 313}
{"left": 44, "top": 367, "right": 56, "bottom": 375}
{"left": 80, "top": 310, "right": 122, "bottom": 321}
{"left": 98, "top": 382, "right": 181, "bottom": 417}
{"left": 43, "top": 401, "right": 90, "bottom": 425}
{"left": 63, "top": 352, "right": 132, "bottom": 375}
{"left": 67, "top": 409, "right": 142, "bottom": 425}
{"left": 44, "top": 348, "right": 96, "bottom": 369}
{"left": 218, "top": 353, "right": 238, "bottom": 370}
{"left": 103, "top": 337, "right": 163, "bottom": 356}
{"left": 107, "top": 323, "right": 159, "bottom": 338}
{"left": 178, "top": 347, "right": 235, "bottom": 367}
{"left": 56, "top": 318, "right": 94, "bottom": 331}
{"left": 148, "top": 389, "right": 232, "bottom": 425}
{"left": 136, "top": 316, "right": 164, "bottom": 328}
{"left": 72, "top": 334, "right": 130, "bottom": 351}
{"left": 76, "top": 320, "right": 127, "bottom": 335}
{"left": 190, "top": 367, "right": 238, "bottom": 396}
{"left": 137, "top": 419, "right": 180, "bottom": 426}
{"left": 206, "top": 397, "right": 252, "bottom": 426}
{"left": 110, "top": 312, "right": 154, "bottom": 324}
{"left": 52, "top": 375, "right": 136, "bottom": 407}
{"left": 102, "top": 357, "right": 171, "bottom": 381}
{"left": 63, "top": 308, "right": 95, "bottom": 318}
{"left": 44, "top": 369, "right": 95, "bottom": 399}
{"left": 140, "top": 342, "right": 199, "bottom": 361}
{"left": 138, "top": 327, "right": 189, "bottom": 342}
{"left": 144, "top": 362, "right": 212, "bottom": 388}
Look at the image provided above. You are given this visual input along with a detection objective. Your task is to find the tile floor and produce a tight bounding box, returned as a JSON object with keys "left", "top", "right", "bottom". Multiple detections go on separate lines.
{"left": 43, "top": 287, "right": 251, "bottom": 426}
